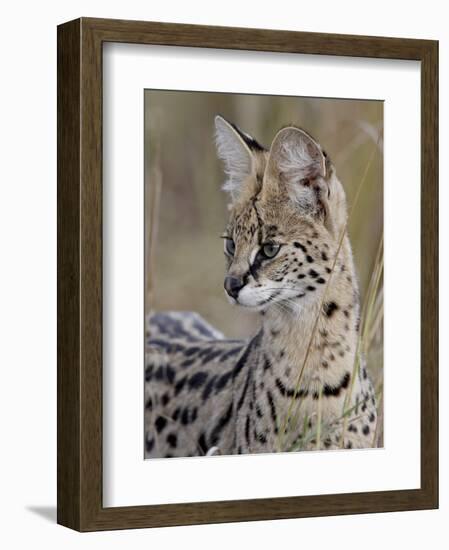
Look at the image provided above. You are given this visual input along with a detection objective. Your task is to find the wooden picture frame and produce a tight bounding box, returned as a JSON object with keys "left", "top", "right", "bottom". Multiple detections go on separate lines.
{"left": 57, "top": 17, "right": 438, "bottom": 531}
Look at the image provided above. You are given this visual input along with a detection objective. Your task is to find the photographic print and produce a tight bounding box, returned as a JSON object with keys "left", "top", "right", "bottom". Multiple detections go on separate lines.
{"left": 144, "top": 90, "right": 383, "bottom": 459}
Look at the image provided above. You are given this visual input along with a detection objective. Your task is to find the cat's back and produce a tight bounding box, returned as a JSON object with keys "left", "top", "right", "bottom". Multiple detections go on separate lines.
{"left": 144, "top": 311, "right": 246, "bottom": 458}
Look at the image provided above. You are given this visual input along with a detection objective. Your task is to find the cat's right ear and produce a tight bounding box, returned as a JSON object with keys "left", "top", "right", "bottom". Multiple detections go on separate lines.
{"left": 214, "top": 116, "right": 260, "bottom": 200}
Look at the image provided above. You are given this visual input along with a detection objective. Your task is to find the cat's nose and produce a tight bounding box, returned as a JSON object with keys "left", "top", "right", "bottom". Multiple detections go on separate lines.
{"left": 224, "top": 276, "right": 245, "bottom": 300}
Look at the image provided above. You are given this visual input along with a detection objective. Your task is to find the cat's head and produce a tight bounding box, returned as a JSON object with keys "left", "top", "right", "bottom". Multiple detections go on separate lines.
{"left": 214, "top": 115, "right": 349, "bottom": 312}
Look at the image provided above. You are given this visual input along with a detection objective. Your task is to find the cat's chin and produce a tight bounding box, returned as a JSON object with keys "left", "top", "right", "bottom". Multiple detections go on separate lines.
{"left": 225, "top": 293, "right": 266, "bottom": 311}
{"left": 235, "top": 293, "right": 281, "bottom": 311}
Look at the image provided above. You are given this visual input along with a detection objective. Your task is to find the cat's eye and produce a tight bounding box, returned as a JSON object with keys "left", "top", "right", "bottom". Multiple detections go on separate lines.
{"left": 260, "top": 242, "right": 281, "bottom": 259}
{"left": 224, "top": 238, "right": 236, "bottom": 256}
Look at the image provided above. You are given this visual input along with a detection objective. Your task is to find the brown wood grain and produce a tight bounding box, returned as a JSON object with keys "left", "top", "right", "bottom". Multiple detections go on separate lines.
{"left": 57, "top": 18, "right": 81, "bottom": 531}
{"left": 57, "top": 17, "right": 438, "bottom": 532}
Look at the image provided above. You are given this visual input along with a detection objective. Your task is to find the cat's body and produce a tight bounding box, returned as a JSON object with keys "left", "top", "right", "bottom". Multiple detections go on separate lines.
{"left": 144, "top": 117, "right": 378, "bottom": 458}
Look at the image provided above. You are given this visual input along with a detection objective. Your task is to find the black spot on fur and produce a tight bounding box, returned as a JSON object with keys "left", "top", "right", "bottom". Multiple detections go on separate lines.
{"left": 294, "top": 242, "right": 307, "bottom": 253}
{"left": 263, "top": 355, "right": 272, "bottom": 371}
{"left": 153, "top": 366, "right": 164, "bottom": 381}
{"left": 165, "top": 365, "right": 175, "bottom": 384}
{"left": 188, "top": 371, "right": 208, "bottom": 389}
{"left": 161, "top": 393, "right": 170, "bottom": 406}
{"left": 210, "top": 402, "right": 234, "bottom": 445}
{"left": 245, "top": 415, "right": 251, "bottom": 444}
{"left": 362, "top": 425, "right": 370, "bottom": 436}
{"left": 180, "top": 407, "right": 197, "bottom": 425}
{"left": 309, "top": 269, "right": 319, "bottom": 278}
{"left": 266, "top": 391, "right": 278, "bottom": 433}
{"left": 237, "top": 373, "right": 251, "bottom": 411}
{"left": 155, "top": 416, "right": 167, "bottom": 433}
{"left": 174, "top": 376, "right": 187, "bottom": 396}
{"left": 321, "top": 372, "right": 351, "bottom": 397}
{"left": 317, "top": 277, "right": 326, "bottom": 284}
{"left": 202, "top": 375, "right": 217, "bottom": 401}
{"left": 306, "top": 255, "right": 314, "bottom": 263}
{"left": 181, "top": 408, "right": 190, "bottom": 425}
{"left": 231, "top": 331, "right": 261, "bottom": 380}
{"left": 146, "top": 438, "right": 154, "bottom": 453}
{"left": 275, "top": 378, "right": 307, "bottom": 399}
{"left": 324, "top": 301, "right": 339, "bottom": 317}
{"left": 215, "top": 370, "right": 233, "bottom": 391}
{"left": 184, "top": 346, "right": 200, "bottom": 357}
{"left": 220, "top": 346, "right": 243, "bottom": 361}
{"left": 201, "top": 349, "right": 223, "bottom": 364}
{"left": 167, "top": 433, "right": 178, "bottom": 448}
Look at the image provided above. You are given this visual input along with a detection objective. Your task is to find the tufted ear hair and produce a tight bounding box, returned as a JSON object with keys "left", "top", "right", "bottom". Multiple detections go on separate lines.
{"left": 264, "top": 126, "right": 329, "bottom": 217}
{"left": 214, "top": 115, "right": 263, "bottom": 200}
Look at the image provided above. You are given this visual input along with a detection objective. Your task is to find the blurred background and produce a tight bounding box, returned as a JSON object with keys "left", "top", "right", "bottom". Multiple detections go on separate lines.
{"left": 144, "top": 90, "right": 383, "bottom": 400}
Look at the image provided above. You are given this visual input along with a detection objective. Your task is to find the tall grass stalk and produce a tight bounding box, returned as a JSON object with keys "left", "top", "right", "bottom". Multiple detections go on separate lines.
{"left": 146, "top": 137, "right": 163, "bottom": 316}
{"left": 316, "top": 387, "right": 323, "bottom": 450}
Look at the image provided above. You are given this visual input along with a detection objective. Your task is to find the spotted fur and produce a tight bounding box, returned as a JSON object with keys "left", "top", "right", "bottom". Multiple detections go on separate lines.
{"left": 144, "top": 117, "right": 378, "bottom": 458}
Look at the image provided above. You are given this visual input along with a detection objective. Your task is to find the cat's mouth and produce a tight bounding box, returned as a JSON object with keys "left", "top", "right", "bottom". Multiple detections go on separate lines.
{"left": 227, "top": 288, "right": 283, "bottom": 310}
{"left": 227, "top": 285, "right": 308, "bottom": 313}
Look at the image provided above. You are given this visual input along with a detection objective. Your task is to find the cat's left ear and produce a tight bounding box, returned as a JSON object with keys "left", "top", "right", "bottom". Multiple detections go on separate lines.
{"left": 263, "top": 126, "right": 329, "bottom": 217}
{"left": 265, "top": 126, "right": 326, "bottom": 185}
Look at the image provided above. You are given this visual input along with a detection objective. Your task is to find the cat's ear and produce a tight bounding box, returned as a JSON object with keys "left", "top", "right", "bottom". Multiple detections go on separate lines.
{"left": 214, "top": 116, "right": 262, "bottom": 199}
{"left": 264, "top": 126, "right": 328, "bottom": 216}
{"left": 265, "top": 126, "right": 326, "bottom": 185}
